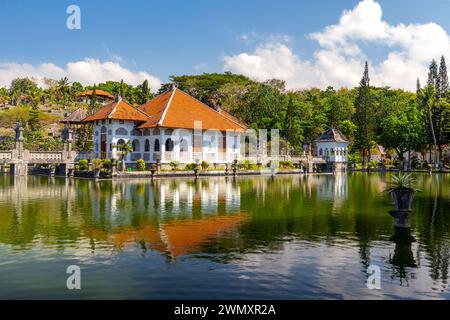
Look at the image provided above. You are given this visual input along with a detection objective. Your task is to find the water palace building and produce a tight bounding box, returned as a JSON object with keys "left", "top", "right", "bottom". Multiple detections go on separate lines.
{"left": 83, "top": 87, "right": 248, "bottom": 165}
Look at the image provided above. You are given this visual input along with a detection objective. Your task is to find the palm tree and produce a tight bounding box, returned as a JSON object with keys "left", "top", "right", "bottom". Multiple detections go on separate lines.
{"left": 115, "top": 141, "right": 133, "bottom": 172}
{"left": 55, "top": 77, "right": 71, "bottom": 105}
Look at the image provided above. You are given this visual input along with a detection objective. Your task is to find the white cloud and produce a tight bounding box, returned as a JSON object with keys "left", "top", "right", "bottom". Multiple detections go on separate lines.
{"left": 0, "top": 58, "right": 161, "bottom": 92}
{"left": 224, "top": 0, "right": 450, "bottom": 91}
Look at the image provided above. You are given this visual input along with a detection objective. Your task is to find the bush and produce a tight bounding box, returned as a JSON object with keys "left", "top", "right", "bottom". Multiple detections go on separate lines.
{"left": 368, "top": 159, "right": 379, "bottom": 169}
{"left": 279, "top": 160, "right": 294, "bottom": 169}
{"left": 92, "top": 158, "right": 103, "bottom": 170}
{"left": 185, "top": 162, "right": 196, "bottom": 170}
{"left": 103, "top": 158, "right": 112, "bottom": 169}
{"left": 238, "top": 160, "right": 260, "bottom": 170}
{"left": 201, "top": 160, "right": 209, "bottom": 170}
{"left": 136, "top": 159, "right": 146, "bottom": 171}
{"left": 169, "top": 161, "right": 180, "bottom": 170}
{"left": 348, "top": 153, "right": 362, "bottom": 165}
{"left": 78, "top": 159, "right": 88, "bottom": 171}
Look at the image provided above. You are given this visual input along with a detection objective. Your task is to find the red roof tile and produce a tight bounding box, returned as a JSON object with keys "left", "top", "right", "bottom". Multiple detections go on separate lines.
{"left": 78, "top": 89, "right": 114, "bottom": 99}
{"left": 83, "top": 99, "right": 150, "bottom": 122}
{"left": 138, "top": 88, "right": 247, "bottom": 131}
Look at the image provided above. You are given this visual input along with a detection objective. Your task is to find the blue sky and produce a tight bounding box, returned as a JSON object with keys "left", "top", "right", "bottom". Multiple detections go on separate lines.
{"left": 1, "top": 0, "right": 450, "bottom": 91}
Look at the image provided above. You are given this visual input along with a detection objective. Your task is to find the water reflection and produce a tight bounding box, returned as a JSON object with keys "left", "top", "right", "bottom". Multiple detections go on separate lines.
{"left": 0, "top": 173, "right": 449, "bottom": 298}
{"left": 389, "top": 228, "right": 417, "bottom": 285}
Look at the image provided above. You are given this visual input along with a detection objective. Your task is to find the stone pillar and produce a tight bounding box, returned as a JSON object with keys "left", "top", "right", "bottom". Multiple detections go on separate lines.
{"left": 49, "top": 165, "right": 56, "bottom": 177}
{"left": 308, "top": 161, "right": 314, "bottom": 173}
{"left": 14, "top": 120, "right": 24, "bottom": 158}
{"left": 111, "top": 158, "right": 118, "bottom": 176}
{"left": 10, "top": 163, "right": 28, "bottom": 176}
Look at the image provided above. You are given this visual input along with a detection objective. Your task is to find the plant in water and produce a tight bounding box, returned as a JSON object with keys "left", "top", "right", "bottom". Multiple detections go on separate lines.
{"left": 385, "top": 172, "right": 420, "bottom": 193}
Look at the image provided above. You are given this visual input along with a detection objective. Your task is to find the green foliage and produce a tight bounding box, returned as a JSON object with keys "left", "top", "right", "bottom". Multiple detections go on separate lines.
{"left": 169, "top": 161, "right": 180, "bottom": 170}
{"left": 185, "top": 163, "right": 196, "bottom": 170}
{"left": 78, "top": 159, "right": 88, "bottom": 171}
{"left": 201, "top": 160, "right": 210, "bottom": 170}
{"left": 92, "top": 158, "right": 103, "bottom": 170}
{"left": 348, "top": 152, "right": 362, "bottom": 165}
{"left": 103, "top": 159, "right": 112, "bottom": 169}
{"left": 279, "top": 160, "right": 295, "bottom": 169}
{"left": 354, "top": 62, "right": 376, "bottom": 163}
{"left": 136, "top": 159, "right": 146, "bottom": 171}
{"left": 385, "top": 172, "right": 420, "bottom": 193}
{"left": 367, "top": 159, "right": 380, "bottom": 169}
{"left": 238, "top": 160, "right": 260, "bottom": 170}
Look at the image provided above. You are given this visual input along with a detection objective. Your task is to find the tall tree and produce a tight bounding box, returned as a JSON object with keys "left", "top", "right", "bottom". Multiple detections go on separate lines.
{"left": 427, "top": 59, "right": 438, "bottom": 87}
{"left": 437, "top": 56, "right": 449, "bottom": 97}
{"left": 353, "top": 61, "right": 375, "bottom": 169}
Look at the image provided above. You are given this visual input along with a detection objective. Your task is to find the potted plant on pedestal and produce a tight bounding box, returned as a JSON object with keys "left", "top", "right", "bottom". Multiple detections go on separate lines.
{"left": 385, "top": 172, "right": 420, "bottom": 228}
{"left": 386, "top": 172, "right": 419, "bottom": 211}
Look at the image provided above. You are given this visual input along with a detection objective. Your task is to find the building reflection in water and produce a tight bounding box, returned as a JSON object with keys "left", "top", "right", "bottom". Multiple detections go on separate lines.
{"left": 0, "top": 176, "right": 246, "bottom": 261}
{"left": 97, "top": 178, "right": 245, "bottom": 260}
{"left": 316, "top": 173, "right": 348, "bottom": 208}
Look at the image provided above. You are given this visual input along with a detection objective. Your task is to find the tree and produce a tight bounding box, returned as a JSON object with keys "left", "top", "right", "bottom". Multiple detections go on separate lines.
{"left": 116, "top": 141, "right": 133, "bottom": 172}
{"left": 418, "top": 85, "right": 439, "bottom": 165}
{"left": 354, "top": 62, "right": 375, "bottom": 169}
{"left": 437, "top": 56, "right": 449, "bottom": 98}
{"left": 8, "top": 78, "right": 38, "bottom": 105}
{"left": 55, "top": 77, "right": 71, "bottom": 105}
{"left": 427, "top": 59, "right": 438, "bottom": 87}
{"left": 420, "top": 58, "right": 450, "bottom": 167}
{"left": 379, "top": 104, "right": 427, "bottom": 169}
{"left": 136, "top": 79, "right": 153, "bottom": 104}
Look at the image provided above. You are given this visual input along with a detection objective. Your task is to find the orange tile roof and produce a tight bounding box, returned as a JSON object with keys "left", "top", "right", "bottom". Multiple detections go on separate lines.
{"left": 78, "top": 89, "right": 114, "bottom": 99}
{"left": 137, "top": 88, "right": 247, "bottom": 131}
{"left": 83, "top": 99, "right": 150, "bottom": 122}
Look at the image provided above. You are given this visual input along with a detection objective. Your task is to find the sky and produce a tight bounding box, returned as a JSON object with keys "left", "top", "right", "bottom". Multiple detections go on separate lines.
{"left": 1, "top": 0, "right": 450, "bottom": 92}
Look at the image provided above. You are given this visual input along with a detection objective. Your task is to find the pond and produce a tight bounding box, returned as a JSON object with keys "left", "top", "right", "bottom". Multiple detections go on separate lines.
{"left": 0, "top": 173, "right": 449, "bottom": 299}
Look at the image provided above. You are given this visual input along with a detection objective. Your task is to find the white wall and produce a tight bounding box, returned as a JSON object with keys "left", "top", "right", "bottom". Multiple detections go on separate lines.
{"left": 316, "top": 141, "right": 349, "bottom": 163}
{"left": 93, "top": 121, "right": 242, "bottom": 164}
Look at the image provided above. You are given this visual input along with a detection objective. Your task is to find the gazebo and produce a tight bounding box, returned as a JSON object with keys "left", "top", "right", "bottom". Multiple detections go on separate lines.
{"left": 316, "top": 126, "right": 350, "bottom": 172}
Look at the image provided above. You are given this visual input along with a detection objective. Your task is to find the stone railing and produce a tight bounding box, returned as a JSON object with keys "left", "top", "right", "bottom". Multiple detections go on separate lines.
{"left": 0, "top": 151, "right": 12, "bottom": 161}
{"left": 29, "top": 151, "right": 63, "bottom": 161}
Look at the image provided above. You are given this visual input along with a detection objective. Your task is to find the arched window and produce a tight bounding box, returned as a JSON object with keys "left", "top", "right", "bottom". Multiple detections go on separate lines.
{"left": 115, "top": 128, "right": 128, "bottom": 135}
{"left": 145, "top": 139, "right": 150, "bottom": 152}
{"left": 153, "top": 128, "right": 160, "bottom": 136}
{"left": 319, "top": 148, "right": 323, "bottom": 156}
{"left": 325, "top": 149, "right": 329, "bottom": 156}
{"left": 343, "top": 149, "right": 347, "bottom": 156}
{"left": 180, "top": 139, "right": 188, "bottom": 152}
{"left": 132, "top": 129, "right": 142, "bottom": 136}
{"left": 244, "top": 136, "right": 250, "bottom": 157}
{"left": 165, "top": 138, "right": 174, "bottom": 152}
{"left": 101, "top": 126, "right": 107, "bottom": 134}
{"left": 117, "top": 139, "right": 125, "bottom": 146}
{"left": 143, "top": 129, "right": 151, "bottom": 136}
{"left": 132, "top": 139, "right": 140, "bottom": 152}
{"left": 331, "top": 148, "right": 335, "bottom": 156}
{"left": 154, "top": 139, "right": 160, "bottom": 152}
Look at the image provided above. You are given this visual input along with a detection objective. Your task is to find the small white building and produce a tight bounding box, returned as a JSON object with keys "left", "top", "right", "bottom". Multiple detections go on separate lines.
{"left": 316, "top": 127, "right": 350, "bottom": 172}
{"left": 83, "top": 87, "right": 247, "bottom": 166}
